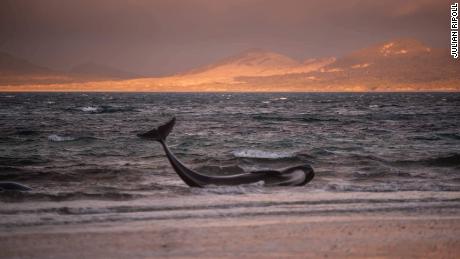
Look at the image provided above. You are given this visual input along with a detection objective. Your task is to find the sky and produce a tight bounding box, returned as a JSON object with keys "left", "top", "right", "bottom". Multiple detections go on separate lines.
{"left": 0, "top": 0, "right": 453, "bottom": 76}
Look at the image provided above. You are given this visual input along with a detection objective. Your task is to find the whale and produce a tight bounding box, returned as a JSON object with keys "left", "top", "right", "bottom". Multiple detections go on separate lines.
{"left": 138, "top": 117, "right": 314, "bottom": 187}
{"left": 0, "top": 181, "right": 31, "bottom": 191}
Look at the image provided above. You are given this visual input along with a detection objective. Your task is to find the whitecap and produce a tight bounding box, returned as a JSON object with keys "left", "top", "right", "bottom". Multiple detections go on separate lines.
{"left": 335, "top": 108, "right": 368, "bottom": 116}
{"left": 48, "top": 134, "right": 76, "bottom": 142}
{"left": 232, "top": 149, "right": 295, "bottom": 159}
{"left": 81, "top": 106, "right": 99, "bottom": 112}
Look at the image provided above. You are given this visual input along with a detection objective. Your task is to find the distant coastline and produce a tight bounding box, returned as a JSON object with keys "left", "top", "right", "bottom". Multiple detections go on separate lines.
{"left": 1, "top": 39, "right": 459, "bottom": 92}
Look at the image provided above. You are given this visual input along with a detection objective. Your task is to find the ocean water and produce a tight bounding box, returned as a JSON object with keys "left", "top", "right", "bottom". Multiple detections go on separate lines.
{"left": 1, "top": 93, "right": 460, "bottom": 228}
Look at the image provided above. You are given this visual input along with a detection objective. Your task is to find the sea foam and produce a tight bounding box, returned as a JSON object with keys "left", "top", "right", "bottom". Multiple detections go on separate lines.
{"left": 232, "top": 149, "right": 295, "bottom": 159}
{"left": 81, "top": 106, "right": 99, "bottom": 112}
{"left": 48, "top": 134, "right": 76, "bottom": 142}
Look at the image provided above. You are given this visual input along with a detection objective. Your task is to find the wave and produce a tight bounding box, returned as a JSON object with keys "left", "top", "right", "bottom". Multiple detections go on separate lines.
{"left": 351, "top": 170, "right": 415, "bottom": 181}
{"left": 252, "top": 114, "right": 338, "bottom": 123}
{"left": 0, "top": 156, "right": 49, "bottom": 166}
{"left": 79, "top": 105, "right": 136, "bottom": 114}
{"left": 0, "top": 171, "right": 62, "bottom": 182}
{"left": 232, "top": 149, "right": 295, "bottom": 159}
{"left": 409, "top": 135, "right": 441, "bottom": 141}
{"left": 191, "top": 182, "right": 266, "bottom": 195}
{"left": 437, "top": 133, "right": 460, "bottom": 140}
{"left": 393, "top": 154, "right": 460, "bottom": 167}
{"left": 0, "top": 191, "right": 139, "bottom": 202}
{"left": 325, "top": 182, "right": 460, "bottom": 192}
{"left": 0, "top": 166, "right": 23, "bottom": 173}
{"left": 81, "top": 106, "right": 99, "bottom": 112}
{"left": 2, "top": 128, "right": 40, "bottom": 137}
{"left": 47, "top": 134, "right": 98, "bottom": 142}
{"left": 347, "top": 153, "right": 460, "bottom": 168}
{"left": 15, "top": 129, "right": 40, "bottom": 136}
{"left": 0, "top": 167, "right": 146, "bottom": 183}
{"left": 48, "top": 134, "right": 76, "bottom": 142}
{"left": 419, "top": 154, "right": 460, "bottom": 167}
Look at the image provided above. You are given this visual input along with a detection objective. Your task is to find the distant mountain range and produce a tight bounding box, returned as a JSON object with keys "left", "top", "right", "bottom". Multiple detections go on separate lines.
{"left": 69, "top": 62, "right": 140, "bottom": 80}
{"left": 0, "top": 52, "right": 51, "bottom": 75}
{"left": 0, "top": 53, "right": 139, "bottom": 85}
{"left": 234, "top": 38, "right": 460, "bottom": 91}
{"left": 1, "top": 38, "right": 459, "bottom": 91}
{"left": 174, "top": 48, "right": 335, "bottom": 85}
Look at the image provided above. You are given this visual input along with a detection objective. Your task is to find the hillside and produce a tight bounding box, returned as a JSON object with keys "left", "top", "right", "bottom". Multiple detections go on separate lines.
{"left": 0, "top": 52, "right": 140, "bottom": 86}
{"left": 0, "top": 52, "right": 70, "bottom": 86}
{"left": 163, "top": 49, "right": 334, "bottom": 86}
{"left": 238, "top": 39, "right": 460, "bottom": 91}
{"left": 1, "top": 38, "right": 459, "bottom": 91}
{"left": 69, "top": 62, "right": 140, "bottom": 80}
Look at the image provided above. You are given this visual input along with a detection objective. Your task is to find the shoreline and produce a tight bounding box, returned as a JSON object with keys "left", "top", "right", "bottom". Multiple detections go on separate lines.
{"left": 1, "top": 90, "right": 460, "bottom": 93}
{"left": 1, "top": 213, "right": 459, "bottom": 258}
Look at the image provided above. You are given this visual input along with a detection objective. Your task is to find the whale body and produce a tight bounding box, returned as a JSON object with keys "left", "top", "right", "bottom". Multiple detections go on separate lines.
{"left": 138, "top": 117, "right": 314, "bottom": 187}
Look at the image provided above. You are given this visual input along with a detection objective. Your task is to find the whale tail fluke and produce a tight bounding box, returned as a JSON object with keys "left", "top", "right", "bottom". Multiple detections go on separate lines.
{"left": 138, "top": 117, "right": 176, "bottom": 142}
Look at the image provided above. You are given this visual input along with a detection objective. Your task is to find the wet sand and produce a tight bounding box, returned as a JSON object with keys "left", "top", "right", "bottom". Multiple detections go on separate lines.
{"left": 1, "top": 213, "right": 459, "bottom": 258}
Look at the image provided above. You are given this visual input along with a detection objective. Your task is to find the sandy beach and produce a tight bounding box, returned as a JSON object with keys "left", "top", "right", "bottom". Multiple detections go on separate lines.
{"left": 1, "top": 210, "right": 459, "bottom": 258}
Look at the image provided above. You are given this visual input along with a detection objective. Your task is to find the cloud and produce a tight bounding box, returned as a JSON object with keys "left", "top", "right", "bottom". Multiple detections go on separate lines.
{"left": 0, "top": 0, "right": 451, "bottom": 75}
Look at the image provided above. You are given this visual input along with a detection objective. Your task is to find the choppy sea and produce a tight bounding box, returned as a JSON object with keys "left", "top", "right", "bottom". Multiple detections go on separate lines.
{"left": 1, "top": 93, "right": 459, "bottom": 228}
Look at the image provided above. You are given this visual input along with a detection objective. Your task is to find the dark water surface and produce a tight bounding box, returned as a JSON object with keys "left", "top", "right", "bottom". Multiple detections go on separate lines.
{"left": 1, "top": 93, "right": 459, "bottom": 227}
